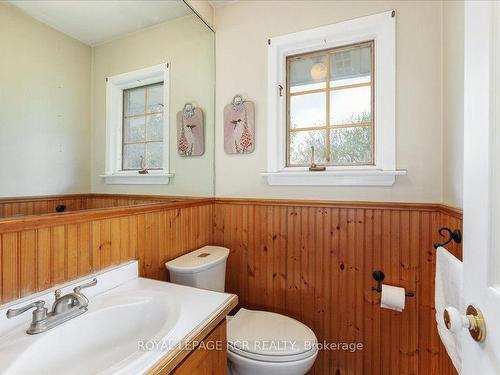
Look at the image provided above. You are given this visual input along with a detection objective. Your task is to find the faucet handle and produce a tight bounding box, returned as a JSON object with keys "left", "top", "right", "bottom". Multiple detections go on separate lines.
{"left": 6, "top": 300, "right": 46, "bottom": 319}
{"left": 73, "top": 278, "right": 97, "bottom": 293}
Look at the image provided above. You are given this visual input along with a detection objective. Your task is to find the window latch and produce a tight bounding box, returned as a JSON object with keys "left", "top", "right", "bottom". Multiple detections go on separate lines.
{"left": 278, "top": 84, "right": 283, "bottom": 97}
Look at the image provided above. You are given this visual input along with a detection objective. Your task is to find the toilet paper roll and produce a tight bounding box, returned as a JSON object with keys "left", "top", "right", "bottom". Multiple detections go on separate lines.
{"left": 380, "top": 284, "right": 406, "bottom": 312}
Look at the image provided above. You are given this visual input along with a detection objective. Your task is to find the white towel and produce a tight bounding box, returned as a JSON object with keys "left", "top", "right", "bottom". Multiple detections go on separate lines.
{"left": 435, "top": 246, "right": 463, "bottom": 373}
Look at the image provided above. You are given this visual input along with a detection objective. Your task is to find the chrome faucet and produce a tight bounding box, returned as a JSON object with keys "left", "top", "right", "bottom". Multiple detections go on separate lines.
{"left": 6, "top": 278, "right": 97, "bottom": 334}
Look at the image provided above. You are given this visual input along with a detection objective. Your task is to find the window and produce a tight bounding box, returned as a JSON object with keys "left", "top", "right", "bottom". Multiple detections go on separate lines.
{"left": 122, "top": 83, "right": 164, "bottom": 171}
{"left": 287, "top": 41, "right": 374, "bottom": 167}
{"left": 265, "top": 11, "right": 405, "bottom": 186}
{"left": 103, "top": 64, "right": 172, "bottom": 185}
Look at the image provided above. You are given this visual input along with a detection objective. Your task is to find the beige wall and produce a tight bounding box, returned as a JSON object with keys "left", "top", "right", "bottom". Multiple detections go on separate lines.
{"left": 442, "top": 1, "right": 464, "bottom": 209}
{"left": 0, "top": 3, "right": 91, "bottom": 197}
{"left": 214, "top": 0, "right": 443, "bottom": 202}
{"left": 91, "top": 15, "right": 215, "bottom": 196}
{"left": 2, "top": 0, "right": 464, "bottom": 205}
{"left": 187, "top": 0, "right": 215, "bottom": 29}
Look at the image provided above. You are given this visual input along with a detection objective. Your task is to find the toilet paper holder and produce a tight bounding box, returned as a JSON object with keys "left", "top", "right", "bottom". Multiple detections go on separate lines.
{"left": 372, "top": 271, "right": 414, "bottom": 297}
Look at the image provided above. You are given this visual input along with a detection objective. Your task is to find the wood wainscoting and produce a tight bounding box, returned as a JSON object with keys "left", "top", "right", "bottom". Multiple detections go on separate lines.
{"left": 213, "top": 198, "right": 462, "bottom": 375}
{"left": 0, "top": 194, "right": 462, "bottom": 375}
{"left": 0, "top": 199, "right": 213, "bottom": 304}
{"left": 0, "top": 194, "right": 86, "bottom": 218}
{"left": 83, "top": 193, "right": 185, "bottom": 210}
{"left": 0, "top": 193, "right": 187, "bottom": 218}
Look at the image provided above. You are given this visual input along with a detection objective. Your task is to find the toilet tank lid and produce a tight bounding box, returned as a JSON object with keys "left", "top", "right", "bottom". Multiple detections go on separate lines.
{"left": 165, "top": 246, "right": 229, "bottom": 273}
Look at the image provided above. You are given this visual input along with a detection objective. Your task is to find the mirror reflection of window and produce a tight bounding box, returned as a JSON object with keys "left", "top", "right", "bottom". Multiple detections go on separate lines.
{"left": 286, "top": 41, "right": 374, "bottom": 167}
{"left": 122, "top": 83, "right": 164, "bottom": 171}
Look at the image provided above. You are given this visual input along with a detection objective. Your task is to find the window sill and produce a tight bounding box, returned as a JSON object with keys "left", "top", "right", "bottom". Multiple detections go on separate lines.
{"left": 261, "top": 169, "right": 406, "bottom": 186}
{"left": 100, "top": 172, "right": 174, "bottom": 185}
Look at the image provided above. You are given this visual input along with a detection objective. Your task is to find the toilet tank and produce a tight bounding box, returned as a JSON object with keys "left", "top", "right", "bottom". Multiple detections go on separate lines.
{"left": 165, "top": 246, "right": 229, "bottom": 292}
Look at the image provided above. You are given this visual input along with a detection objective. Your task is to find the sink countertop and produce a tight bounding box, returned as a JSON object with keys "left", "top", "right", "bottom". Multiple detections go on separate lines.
{"left": 0, "top": 261, "right": 237, "bottom": 375}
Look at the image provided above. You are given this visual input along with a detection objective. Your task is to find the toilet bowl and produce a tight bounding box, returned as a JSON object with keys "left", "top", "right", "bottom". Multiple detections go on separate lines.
{"left": 226, "top": 308, "right": 317, "bottom": 375}
{"left": 165, "top": 246, "right": 318, "bottom": 375}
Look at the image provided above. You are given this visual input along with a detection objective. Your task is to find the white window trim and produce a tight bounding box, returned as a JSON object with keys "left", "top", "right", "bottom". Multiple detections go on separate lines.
{"left": 101, "top": 63, "right": 173, "bottom": 185}
{"left": 264, "top": 10, "right": 406, "bottom": 186}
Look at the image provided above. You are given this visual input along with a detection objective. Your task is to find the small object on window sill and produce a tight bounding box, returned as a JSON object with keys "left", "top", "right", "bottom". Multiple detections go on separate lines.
{"left": 138, "top": 156, "right": 149, "bottom": 174}
{"left": 308, "top": 146, "right": 326, "bottom": 172}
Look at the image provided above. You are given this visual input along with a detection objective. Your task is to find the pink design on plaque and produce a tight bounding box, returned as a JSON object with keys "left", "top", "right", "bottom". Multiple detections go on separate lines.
{"left": 224, "top": 97, "right": 255, "bottom": 154}
{"left": 178, "top": 127, "right": 192, "bottom": 156}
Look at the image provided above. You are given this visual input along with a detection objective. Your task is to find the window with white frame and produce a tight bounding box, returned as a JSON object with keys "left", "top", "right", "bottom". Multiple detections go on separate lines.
{"left": 122, "top": 83, "right": 164, "bottom": 170}
{"left": 287, "top": 41, "right": 374, "bottom": 167}
{"left": 103, "top": 63, "right": 172, "bottom": 185}
{"left": 265, "top": 11, "right": 406, "bottom": 186}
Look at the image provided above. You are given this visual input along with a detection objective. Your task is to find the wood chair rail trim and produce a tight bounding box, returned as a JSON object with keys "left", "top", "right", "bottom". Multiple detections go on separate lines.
{"left": 0, "top": 198, "right": 213, "bottom": 234}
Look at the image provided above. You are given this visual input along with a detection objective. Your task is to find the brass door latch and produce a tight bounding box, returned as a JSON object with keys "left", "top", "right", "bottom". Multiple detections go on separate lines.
{"left": 444, "top": 304, "right": 486, "bottom": 342}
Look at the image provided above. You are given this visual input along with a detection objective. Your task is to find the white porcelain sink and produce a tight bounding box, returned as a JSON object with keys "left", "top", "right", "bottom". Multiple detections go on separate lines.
{"left": 0, "top": 262, "right": 234, "bottom": 375}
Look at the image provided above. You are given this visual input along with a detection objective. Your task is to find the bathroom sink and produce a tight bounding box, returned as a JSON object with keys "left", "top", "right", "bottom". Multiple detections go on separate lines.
{"left": 0, "top": 262, "right": 235, "bottom": 375}
{"left": 0, "top": 289, "right": 179, "bottom": 375}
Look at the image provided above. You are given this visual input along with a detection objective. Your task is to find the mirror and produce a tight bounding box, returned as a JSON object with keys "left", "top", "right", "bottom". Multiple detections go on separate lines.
{"left": 0, "top": 0, "right": 215, "bottom": 197}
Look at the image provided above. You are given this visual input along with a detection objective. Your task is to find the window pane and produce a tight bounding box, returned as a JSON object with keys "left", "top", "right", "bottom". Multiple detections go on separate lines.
{"left": 146, "top": 142, "right": 163, "bottom": 169}
{"left": 146, "top": 113, "right": 163, "bottom": 141}
{"left": 330, "top": 86, "right": 371, "bottom": 125}
{"left": 330, "top": 45, "right": 372, "bottom": 82}
{"left": 123, "top": 143, "right": 145, "bottom": 170}
{"left": 147, "top": 84, "right": 163, "bottom": 113}
{"left": 124, "top": 87, "right": 146, "bottom": 116}
{"left": 124, "top": 117, "right": 146, "bottom": 143}
{"left": 290, "top": 92, "right": 326, "bottom": 129}
{"left": 289, "top": 54, "right": 327, "bottom": 93}
{"left": 289, "top": 130, "right": 327, "bottom": 166}
{"left": 330, "top": 127, "right": 372, "bottom": 165}
{"left": 286, "top": 42, "right": 374, "bottom": 168}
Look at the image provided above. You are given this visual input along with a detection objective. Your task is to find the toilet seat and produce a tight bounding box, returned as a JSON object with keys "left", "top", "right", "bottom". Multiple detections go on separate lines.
{"left": 228, "top": 344, "right": 317, "bottom": 363}
{"left": 227, "top": 308, "right": 318, "bottom": 363}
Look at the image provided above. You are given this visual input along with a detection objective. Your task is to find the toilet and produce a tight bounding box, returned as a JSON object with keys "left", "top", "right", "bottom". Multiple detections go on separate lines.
{"left": 165, "top": 246, "right": 318, "bottom": 375}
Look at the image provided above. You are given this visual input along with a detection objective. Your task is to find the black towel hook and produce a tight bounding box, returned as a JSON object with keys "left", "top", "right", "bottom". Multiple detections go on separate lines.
{"left": 433, "top": 227, "right": 462, "bottom": 249}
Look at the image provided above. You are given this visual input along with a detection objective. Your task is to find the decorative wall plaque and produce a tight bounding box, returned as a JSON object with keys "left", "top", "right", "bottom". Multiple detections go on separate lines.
{"left": 224, "top": 95, "right": 255, "bottom": 154}
{"left": 177, "top": 103, "right": 204, "bottom": 156}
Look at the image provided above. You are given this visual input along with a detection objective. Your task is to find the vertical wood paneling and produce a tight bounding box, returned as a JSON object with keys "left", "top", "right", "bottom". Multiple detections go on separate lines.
{"left": 136, "top": 214, "right": 146, "bottom": 276}
{"left": 19, "top": 230, "right": 36, "bottom": 297}
{"left": 214, "top": 201, "right": 462, "bottom": 375}
{"left": 100, "top": 219, "right": 112, "bottom": 269}
{"left": 144, "top": 213, "right": 154, "bottom": 278}
{"left": 66, "top": 224, "right": 78, "bottom": 281}
{"left": 0, "top": 194, "right": 180, "bottom": 219}
{"left": 0, "top": 203, "right": 213, "bottom": 306}
{"left": 83, "top": 196, "right": 159, "bottom": 210}
{"left": 51, "top": 226, "right": 66, "bottom": 284}
{"left": 1, "top": 232, "right": 19, "bottom": 303}
{"left": 0, "top": 196, "right": 86, "bottom": 218}
{"left": 110, "top": 218, "right": 121, "bottom": 268}
{"left": 0, "top": 196, "right": 462, "bottom": 375}
{"left": 91, "top": 221, "right": 102, "bottom": 272}
{"left": 36, "top": 228, "right": 51, "bottom": 291}
{"left": 78, "top": 222, "right": 92, "bottom": 277}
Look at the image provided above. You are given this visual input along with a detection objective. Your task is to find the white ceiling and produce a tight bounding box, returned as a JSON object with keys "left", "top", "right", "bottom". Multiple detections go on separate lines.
{"left": 207, "top": 0, "right": 236, "bottom": 8}
{"left": 8, "top": 0, "right": 193, "bottom": 46}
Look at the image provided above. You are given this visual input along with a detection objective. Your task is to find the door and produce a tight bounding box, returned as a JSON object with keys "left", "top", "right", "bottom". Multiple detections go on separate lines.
{"left": 462, "top": 1, "right": 500, "bottom": 374}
